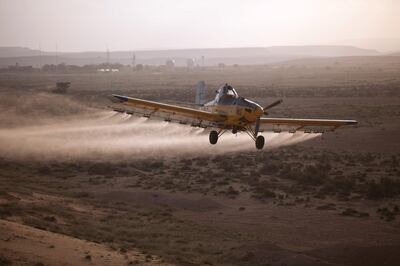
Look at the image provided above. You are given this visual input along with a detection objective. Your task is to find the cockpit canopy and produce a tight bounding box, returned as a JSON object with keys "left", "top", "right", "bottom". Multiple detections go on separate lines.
{"left": 215, "top": 84, "right": 238, "bottom": 104}
{"left": 212, "top": 83, "right": 261, "bottom": 110}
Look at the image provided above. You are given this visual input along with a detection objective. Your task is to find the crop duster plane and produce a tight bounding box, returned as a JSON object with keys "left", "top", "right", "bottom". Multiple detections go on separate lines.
{"left": 111, "top": 82, "right": 357, "bottom": 149}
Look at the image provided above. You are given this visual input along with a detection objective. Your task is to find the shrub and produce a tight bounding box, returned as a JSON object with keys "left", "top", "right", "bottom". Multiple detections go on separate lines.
{"left": 377, "top": 206, "right": 399, "bottom": 221}
{"left": 252, "top": 187, "right": 275, "bottom": 200}
{"left": 260, "top": 163, "right": 279, "bottom": 175}
{"left": 226, "top": 186, "right": 239, "bottom": 197}
{"left": 367, "top": 180, "right": 384, "bottom": 199}
{"left": 341, "top": 208, "right": 369, "bottom": 218}
{"left": 0, "top": 202, "right": 22, "bottom": 218}
{"left": 298, "top": 165, "right": 326, "bottom": 186}
{"left": 44, "top": 216, "right": 57, "bottom": 222}
{"left": 0, "top": 256, "right": 12, "bottom": 265}
{"left": 367, "top": 178, "right": 400, "bottom": 199}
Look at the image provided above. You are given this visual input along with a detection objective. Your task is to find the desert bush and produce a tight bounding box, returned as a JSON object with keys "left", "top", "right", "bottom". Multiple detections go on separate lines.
{"left": 225, "top": 186, "right": 239, "bottom": 198}
{"left": 377, "top": 206, "right": 399, "bottom": 221}
{"left": 44, "top": 215, "right": 57, "bottom": 222}
{"left": 341, "top": 208, "right": 369, "bottom": 218}
{"left": 22, "top": 216, "right": 47, "bottom": 230}
{"left": 87, "top": 163, "right": 116, "bottom": 175}
{"left": 278, "top": 165, "right": 297, "bottom": 180}
{"left": 296, "top": 165, "right": 326, "bottom": 186}
{"left": 0, "top": 202, "right": 22, "bottom": 218}
{"left": 316, "top": 203, "right": 336, "bottom": 210}
{"left": 252, "top": 186, "right": 275, "bottom": 200}
{"left": 379, "top": 177, "right": 400, "bottom": 197}
{"left": 37, "top": 165, "right": 52, "bottom": 175}
{"left": 134, "top": 160, "right": 163, "bottom": 172}
{"left": 0, "top": 255, "right": 12, "bottom": 265}
{"left": 260, "top": 163, "right": 279, "bottom": 175}
{"left": 72, "top": 191, "right": 91, "bottom": 198}
{"left": 319, "top": 182, "right": 336, "bottom": 195}
{"left": 367, "top": 178, "right": 400, "bottom": 199}
{"left": 330, "top": 176, "right": 356, "bottom": 196}
{"left": 367, "top": 181, "right": 384, "bottom": 199}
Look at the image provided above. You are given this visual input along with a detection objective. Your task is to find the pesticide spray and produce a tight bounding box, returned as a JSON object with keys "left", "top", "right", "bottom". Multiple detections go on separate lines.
{"left": 0, "top": 110, "right": 320, "bottom": 161}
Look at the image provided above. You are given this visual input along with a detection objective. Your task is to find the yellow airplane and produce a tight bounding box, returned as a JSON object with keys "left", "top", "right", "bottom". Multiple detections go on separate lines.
{"left": 111, "top": 82, "right": 357, "bottom": 149}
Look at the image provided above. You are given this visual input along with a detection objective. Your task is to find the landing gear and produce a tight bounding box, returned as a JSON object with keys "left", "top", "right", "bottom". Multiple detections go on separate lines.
{"left": 232, "top": 126, "right": 238, "bottom": 134}
{"left": 209, "top": 130, "right": 218, "bottom": 144}
{"left": 255, "top": 135, "right": 265, "bottom": 150}
{"left": 209, "top": 127, "right": 265, "bottom": 150}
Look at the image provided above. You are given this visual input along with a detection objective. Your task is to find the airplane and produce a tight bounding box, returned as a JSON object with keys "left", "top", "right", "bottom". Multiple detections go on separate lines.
{"left": 110, "top": 82, "right": 357, "bottom": 149}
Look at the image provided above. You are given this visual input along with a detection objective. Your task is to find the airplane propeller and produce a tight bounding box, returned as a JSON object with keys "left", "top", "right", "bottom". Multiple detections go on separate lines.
{"left": 263, "top": 99, "right": 283, "bottom": 115}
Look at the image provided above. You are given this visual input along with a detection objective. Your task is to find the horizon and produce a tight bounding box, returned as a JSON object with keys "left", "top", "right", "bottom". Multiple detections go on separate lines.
{"left": 0, "top": 43, "right": 387, "bottom": 54}
{"left": 1, "top": 0, "right": 400, "bottom": 52}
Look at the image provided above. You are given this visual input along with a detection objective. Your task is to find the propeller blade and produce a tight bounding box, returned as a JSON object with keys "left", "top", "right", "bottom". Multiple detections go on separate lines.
{"left": 263, "top": 99, "right": 283, "bottom": 111}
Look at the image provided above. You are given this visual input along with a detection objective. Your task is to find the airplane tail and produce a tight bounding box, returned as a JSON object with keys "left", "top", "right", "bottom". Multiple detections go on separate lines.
{"left": 195, "top": 81, "right": 206, "bottom": 105}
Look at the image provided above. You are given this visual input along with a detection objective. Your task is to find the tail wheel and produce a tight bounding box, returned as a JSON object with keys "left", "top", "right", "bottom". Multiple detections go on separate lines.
{"left": 209, "top": 130, "right": 218, "bottom": 145}
{"left": 255, "top": 135, "right": 265, "bottom": 150}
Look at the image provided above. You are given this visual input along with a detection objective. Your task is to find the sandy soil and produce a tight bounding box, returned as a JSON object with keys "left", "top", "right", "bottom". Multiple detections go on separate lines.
{"left": 0, "top": 219, "right": 172, "bottom": 266}
{"left": 0, "top": 61, "right": 399, "bottom": 265}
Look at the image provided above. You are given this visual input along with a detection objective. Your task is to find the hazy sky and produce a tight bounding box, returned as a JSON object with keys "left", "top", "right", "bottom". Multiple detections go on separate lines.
{"left": 0, "top": 0, "right": 399, "bottom": 52}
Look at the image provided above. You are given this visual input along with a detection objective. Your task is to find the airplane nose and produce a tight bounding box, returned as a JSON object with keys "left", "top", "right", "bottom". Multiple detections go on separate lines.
{"left": 255, "top": 105, "right": 263, "bottom": 117}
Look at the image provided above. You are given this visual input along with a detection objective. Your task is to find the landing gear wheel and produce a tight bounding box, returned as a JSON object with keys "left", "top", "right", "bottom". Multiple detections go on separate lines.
{"left": 255, "top": 135, "right": 265, "bottom": 150}
{"left": 209, "top": 130, "right": 218, "bottom": 145}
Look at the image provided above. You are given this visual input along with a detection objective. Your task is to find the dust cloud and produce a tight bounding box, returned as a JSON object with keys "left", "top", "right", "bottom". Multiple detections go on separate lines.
{"left": 0, "top": 110, "right": 320, "bottom": 161}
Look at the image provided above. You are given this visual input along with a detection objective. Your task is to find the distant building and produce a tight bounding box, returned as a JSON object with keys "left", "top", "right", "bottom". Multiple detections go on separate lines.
{"left": 53, "top": 82, "right": 71, "bottom": 94}
{"left": 166, "top": 59, "right": 175, "bottom": 68}
{"left": 5, "top": 63, "right": 35, "bottom": 72}
{"left": 186, "top": 58, "right": 195, "bottom": 68}
{"left": 97, "top": 68, "right": 119, "bottom": 73}
{"left": 132, "top": 53, "right": 136, "bottom": 68}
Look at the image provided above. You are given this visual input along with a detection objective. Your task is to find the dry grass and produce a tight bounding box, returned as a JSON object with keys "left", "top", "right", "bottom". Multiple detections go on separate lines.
{"left": 1, "top": 60, "right": 400, "bottom": 265}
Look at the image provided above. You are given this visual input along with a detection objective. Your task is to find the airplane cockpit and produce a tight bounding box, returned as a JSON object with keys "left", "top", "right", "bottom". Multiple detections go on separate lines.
{"left": 215, "top": 84, "right": 239, "bottom": 105}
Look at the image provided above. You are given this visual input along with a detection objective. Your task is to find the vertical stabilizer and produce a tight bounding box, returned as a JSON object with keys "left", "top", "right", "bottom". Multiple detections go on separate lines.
{"left": 195, "top": 81, "right": 206, "bottom": 105}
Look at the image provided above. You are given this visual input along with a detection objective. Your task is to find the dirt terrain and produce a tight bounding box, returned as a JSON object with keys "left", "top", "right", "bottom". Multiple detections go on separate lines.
{"left": 1, "top": 57, "right": 400, "bottom": 265}
{"left": 0, "top": 218, "right": 169, "bottom": 266}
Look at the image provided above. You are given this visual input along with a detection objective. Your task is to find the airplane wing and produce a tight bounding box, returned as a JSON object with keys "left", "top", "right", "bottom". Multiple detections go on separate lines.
{"left": 259, "top": 117, "right": 357, "bottom": 132}
{"left": 110, "top": 94, "right": 225, "bottom": 127}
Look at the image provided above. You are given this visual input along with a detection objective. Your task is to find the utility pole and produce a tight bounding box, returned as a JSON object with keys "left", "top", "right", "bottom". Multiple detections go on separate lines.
{"left": 39, "top": 43, "right": 42, "bottom": 71}
{"left": 55, "top": 42, "right": 58, "bottom": 73}
{"left": 55, "top": 42, "right": 58, "bottom": 66}
{"left": 106, "top": 46, "right": 110, "bottom": 70}
{"left": 132, "top": 52, "right": 136, "bottom": 71}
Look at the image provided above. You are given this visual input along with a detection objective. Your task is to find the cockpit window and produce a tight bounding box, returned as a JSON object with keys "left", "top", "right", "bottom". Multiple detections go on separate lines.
{"left": 226, "top": 87, "right": 236, "bottom": 97}
{"left": 215, "top": 84, "right": 238, "bottom": 104}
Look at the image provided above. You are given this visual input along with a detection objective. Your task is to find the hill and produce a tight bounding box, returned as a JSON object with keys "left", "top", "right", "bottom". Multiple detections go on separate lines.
{"left": 0, "top": 45, "right": 381, "bottom": 67}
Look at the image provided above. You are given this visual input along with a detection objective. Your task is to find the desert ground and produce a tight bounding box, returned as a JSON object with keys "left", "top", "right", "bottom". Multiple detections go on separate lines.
{"left": 0, "top": 56, "right": 400, "bottom": 265}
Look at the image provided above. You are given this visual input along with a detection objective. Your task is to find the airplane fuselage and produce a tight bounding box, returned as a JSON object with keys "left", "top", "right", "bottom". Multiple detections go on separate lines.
{"left": 202, "top": 84, "right": 263, "bottom": 128}
{"left": 204, "top": 100, "right": 263, "bottom": 127}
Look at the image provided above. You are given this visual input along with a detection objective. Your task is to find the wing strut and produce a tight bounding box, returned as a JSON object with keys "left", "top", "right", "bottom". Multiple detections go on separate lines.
{"left": 254, "top": 117, "right": 261, "bottom": 137}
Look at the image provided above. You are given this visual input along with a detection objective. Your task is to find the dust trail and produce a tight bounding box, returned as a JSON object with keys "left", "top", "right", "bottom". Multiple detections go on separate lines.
{"left": 0, "top": 111, "right": 320, "bottom": 160}
{"left": 267, "top": 132, "right": 321, "bottom": 148}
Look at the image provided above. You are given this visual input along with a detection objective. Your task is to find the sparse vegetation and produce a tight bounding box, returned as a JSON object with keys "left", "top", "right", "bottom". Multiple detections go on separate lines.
{"left": 341, "top": 208, "right": 369, "bottom": 218}
{"left": 0, "top": 63, "right": 399, "bottom": 265}
{"left": 377, "top": 205, "right": 400, "bottom": 221}
{"left": 367, "top": 178, "right": 400, "bottom": 199}
{"left": 0, "top": 256, "right": 12, "bottom": 265}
